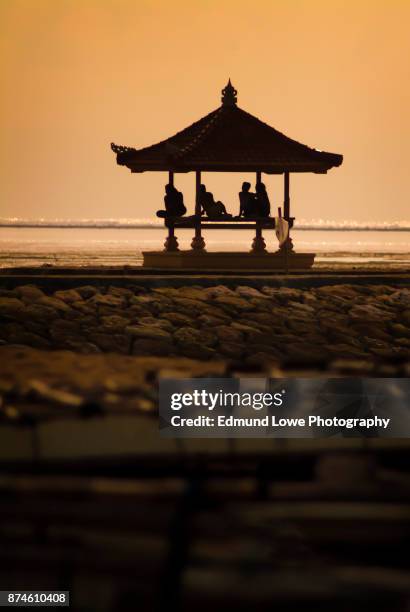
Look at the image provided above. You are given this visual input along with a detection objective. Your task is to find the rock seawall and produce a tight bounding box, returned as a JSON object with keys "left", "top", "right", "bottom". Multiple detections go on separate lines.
{"left": 0, "top": 283, "right": 409, "bottom": 374}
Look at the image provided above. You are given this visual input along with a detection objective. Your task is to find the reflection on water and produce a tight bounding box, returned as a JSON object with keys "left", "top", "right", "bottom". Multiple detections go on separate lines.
{"left": 0, "top": 227, "right": 409, "bottom": 268}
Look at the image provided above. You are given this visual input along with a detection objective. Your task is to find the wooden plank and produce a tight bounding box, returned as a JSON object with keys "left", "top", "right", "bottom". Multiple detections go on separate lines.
{"left": 172, "top": 220, "right": 277, "bottom": 229}
{"left": 196, "top": 223, "right": 275, "bottom": 230}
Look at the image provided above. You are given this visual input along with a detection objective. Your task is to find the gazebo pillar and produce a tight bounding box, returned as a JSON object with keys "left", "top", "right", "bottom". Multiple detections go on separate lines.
{"left": 191, "top": 170, "right": 206, "bottom": 251}
{"left": 281, "top": 171, "right": 294, "bottom": 252}
{"left": 256, "top": 171, "right": 262, "bottom": 184}
{"left": 284, "top": 172, "right": 289, "bottom": 219}
{"left": 168, "top": 171, "right": 174, "bottom": 186}
{"left": 251, "top": 221, "right": 267, "bottom": 253}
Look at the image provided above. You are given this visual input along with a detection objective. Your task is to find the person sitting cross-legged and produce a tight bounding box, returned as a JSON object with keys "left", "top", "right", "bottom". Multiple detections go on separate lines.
{"left": 199, "top": 184, "right": 231, "bottom": 219}
{"left": 157, "top": 184, "right": 187, "bottom": 218}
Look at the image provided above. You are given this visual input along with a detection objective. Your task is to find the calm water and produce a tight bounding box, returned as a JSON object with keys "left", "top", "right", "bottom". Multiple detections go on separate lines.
{"left": 0, "top": 226, "right": 409, "bottom": 267}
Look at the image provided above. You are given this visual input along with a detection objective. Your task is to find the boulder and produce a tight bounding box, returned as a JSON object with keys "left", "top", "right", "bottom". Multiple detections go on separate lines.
{"left": 302, "top": 291, "right": 318, "bottom": 304}
{"left": 132, "top": 338, "right": 173, "bottom": 357}
{"left": 108, "top": 286, "right": 134, "bottom": 298}
{"left": 22, "top": 320, "right": 49, "bottom": 337}
{"left": 266, "top": 287, "right": 302, "bottom": 302}
{"left": 49, "top": 319, "right": 80, "bottom": 342}
{"left": 125, "top": 325, "right": 172, "bottom": 341}
{"left": 76, "top": 285, "right": 100, "bottom": 299}
{"left": 0, "top": 297, "right": 24, "bottom": 314}
{"left": 174, "top": 287, "right": 208, "bottom": 301}
{"left": 390, "top": 323, "right": 410, "bottom": 339}
{"left": 7, "top": 331, "right": 50, "bottom": 349}
{"left": 100, "top": 315, "right": 131, "bottom": 332}
{"left": 171, "top": 296, "right": 208, "bottom": 313}
{"left": 90, "top": 293, "right": 125, "bottom": 308}
{"left": 389, "top": 289, "right": 410, "bottom": 307}
{"left": 364, "top": 337, "right": 391, "bottom": 351}
{"left": 128, "top": 304, "right": 153, "bottom": 318}
{"left": 174, "top": 326, "right": 216, "bottom": 347}
{"left": 248, "top": 298, "right": 273, "bottom": 312}
{"left": 152, "top": 287, "right": 180, "bottom": 298}
{"left": 197, "top": 313, "right": 229, "bottom": 327}
{"left": 218, "top": 342, "right": 245, "bottom": 358}
{"left": 231, "top": 321, "right": 264, "bottom": 335}
{"left": 299, "top": 333, "right": 328, "bottom": 346}
{"left": 0, "top": 322, "right": 24, "bottom": 341}
{"left": 236, "top": 318, "right": 272, "bottom": 334}
{"left": 287, "top": 301, "right": 315, "bottom": 314}
{"left": 202, "top": 285, "right": 237, "bottom": 299}
{"left": 138, "top": 316, "right": 174, "bottom": 333}
{"left": 71, "top": 300, "right": 97, "bottom": 315}
{"left": 235, "top": 286, "right": 267, "bottom": 299}
{"left": 131, "top": 293, "right": 171, "bottom": 305}
{"left": 400, "top": 309, "right": 410, "bottom": 326}
{"left": 350, "top": 323, "right": 390, "bottom": 342}
{"left": 215, "top": 325, "right": 244, "bottom": 344}
{"left": 246, "top": 312, "right": 276, "bottom": 325}
{"left": 287, "top": 318, "right": 318, "bottom": 334}
{"left": 316, "top": 285, "right": 359, "bottom": 299}
{"left": 214, "top": 296, "right": 254, "bottom": 312}
{"left": 37, "top": 296, "right": 71, "bottom": 313}
{"left": 161, "top": 311, "right": 195, "bottom": 327}
{"left": 349, "top": 304, "right": 392, "bottom": 321}
{"left": 0, "top": 289, "right": 18, "bottom": 297}
{"left": 322, "top": 321, "right": 359, "bottom": 339}
{"left": 15, "top": 285, "right": 45, "bottom": 302}
{"left": 327, "top": 331, "right": 362, "bottom": 346}
{"left": 54, "top": 289, "right": 83, "bottom": 303}
{"left": 24, "top": 303, "right": 59, "bottom": 321}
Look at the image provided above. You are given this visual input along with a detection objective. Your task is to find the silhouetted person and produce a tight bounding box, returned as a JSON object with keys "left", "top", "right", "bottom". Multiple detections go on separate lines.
{"left": 199, "top": 184, "right": 230, "bottom": 219}
{"left": 239, "top": 181, "right": 257, "bottom": 217}
{"left": 157, "top": 184, "right": 187, "bottom": 218}
{"left": 255, "top": 182, "right": 271, "bottom": 217}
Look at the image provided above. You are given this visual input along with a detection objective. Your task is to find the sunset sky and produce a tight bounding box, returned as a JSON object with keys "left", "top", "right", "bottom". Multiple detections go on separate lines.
{"left": 1, "top": 0, "right": 409, "bottom": 222}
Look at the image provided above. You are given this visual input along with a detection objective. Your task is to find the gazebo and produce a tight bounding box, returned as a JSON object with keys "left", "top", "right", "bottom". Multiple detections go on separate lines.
{"left": 111, "top": 81, "right": 343, "bottom": 269}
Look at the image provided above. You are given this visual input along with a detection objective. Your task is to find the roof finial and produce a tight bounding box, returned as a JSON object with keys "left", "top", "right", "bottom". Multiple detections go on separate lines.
{"left": 221, "top": 79, "right": 237, "bottom": 106}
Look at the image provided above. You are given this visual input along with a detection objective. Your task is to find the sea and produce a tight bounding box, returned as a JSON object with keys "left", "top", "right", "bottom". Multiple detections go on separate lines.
{"left": 1, "top": 219, "right": 409, "bottom": 268}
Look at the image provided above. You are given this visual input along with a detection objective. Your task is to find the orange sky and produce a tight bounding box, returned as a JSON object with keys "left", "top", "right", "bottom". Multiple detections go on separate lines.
{"left": 1, "top": 0, "right": 410, "bottom": 222}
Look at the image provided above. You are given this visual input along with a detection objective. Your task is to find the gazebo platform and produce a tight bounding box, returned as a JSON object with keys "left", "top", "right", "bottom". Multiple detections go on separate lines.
{"left": 142, "top": 250, "right": 315, "bottom": 270}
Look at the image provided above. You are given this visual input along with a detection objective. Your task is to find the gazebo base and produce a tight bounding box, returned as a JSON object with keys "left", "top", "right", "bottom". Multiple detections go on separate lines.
{"left": 142, "top": 251, "right": 315, "bottom": 270}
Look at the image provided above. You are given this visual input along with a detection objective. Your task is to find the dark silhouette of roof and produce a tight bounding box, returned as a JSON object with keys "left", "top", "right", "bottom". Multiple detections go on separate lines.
{"left": 111, "top": 80, "right": 343, "bottom": 174}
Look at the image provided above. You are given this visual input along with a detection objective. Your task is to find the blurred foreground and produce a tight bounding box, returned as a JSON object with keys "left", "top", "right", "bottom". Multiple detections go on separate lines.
{"left": 0, "top": 278, "right": 409, "bottom": 610}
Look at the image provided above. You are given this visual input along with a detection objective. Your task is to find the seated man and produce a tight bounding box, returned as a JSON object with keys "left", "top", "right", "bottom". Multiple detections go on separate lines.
{"left": 239, "top": 181, "right": 257, "bottom": 217}
{"left": 157, "top": 184, "right": 187, "bottom": 218}
{"left": 199, "top": 184, "right": 230, "bottom": 219}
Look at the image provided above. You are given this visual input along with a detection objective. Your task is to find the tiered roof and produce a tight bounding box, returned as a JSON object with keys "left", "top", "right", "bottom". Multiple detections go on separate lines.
{"left": 111, "top": 80, "right": 343, "bottom": 174}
